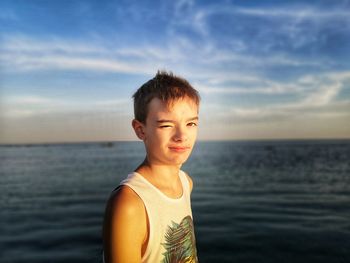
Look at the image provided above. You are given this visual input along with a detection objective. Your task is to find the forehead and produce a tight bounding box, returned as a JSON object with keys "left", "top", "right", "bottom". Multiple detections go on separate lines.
{"left": 147, "top": 97, "right": 198, "bottom": 119}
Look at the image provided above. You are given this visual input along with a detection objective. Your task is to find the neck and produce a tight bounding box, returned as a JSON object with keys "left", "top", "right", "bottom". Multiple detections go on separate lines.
{"left": 135, "top": 158, "right": 181, "bottom": 184}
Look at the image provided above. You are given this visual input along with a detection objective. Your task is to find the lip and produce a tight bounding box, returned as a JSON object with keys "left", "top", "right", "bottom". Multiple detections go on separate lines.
{"left": 168, "top": 146, "right": 191, "bottom": 153}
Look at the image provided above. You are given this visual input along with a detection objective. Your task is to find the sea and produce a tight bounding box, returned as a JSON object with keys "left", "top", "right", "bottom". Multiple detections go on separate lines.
{"left": 1, "top": 140, "right": 349, "bottom": 263}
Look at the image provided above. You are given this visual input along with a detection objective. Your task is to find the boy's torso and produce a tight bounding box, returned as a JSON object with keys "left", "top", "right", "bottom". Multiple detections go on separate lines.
{"left": 119, "top": 170, "right": 198, "bottom": 263}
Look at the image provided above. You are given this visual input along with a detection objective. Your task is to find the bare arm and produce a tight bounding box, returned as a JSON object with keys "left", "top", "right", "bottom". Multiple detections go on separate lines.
{"left": 103, "top": 186, "right": 147, "bottom": 263}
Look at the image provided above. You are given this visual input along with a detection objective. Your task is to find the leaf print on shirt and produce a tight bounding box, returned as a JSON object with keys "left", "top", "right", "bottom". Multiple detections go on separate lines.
{"left": 161, "top": 215, "right": 198, "bottom": 263}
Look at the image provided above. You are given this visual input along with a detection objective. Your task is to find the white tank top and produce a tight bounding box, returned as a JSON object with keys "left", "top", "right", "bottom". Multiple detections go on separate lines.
{"left": 120, "top": 170, "right": 199, "bottom": 263}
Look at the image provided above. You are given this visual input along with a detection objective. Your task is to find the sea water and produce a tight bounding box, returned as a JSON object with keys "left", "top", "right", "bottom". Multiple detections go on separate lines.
{"left": 1, "top": 140, "right": 349, "bottom": 263}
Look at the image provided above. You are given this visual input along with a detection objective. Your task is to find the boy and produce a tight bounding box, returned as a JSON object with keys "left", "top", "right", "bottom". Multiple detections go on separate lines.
{"left": 103, "top": 71, "right": 200, "bottom": 263}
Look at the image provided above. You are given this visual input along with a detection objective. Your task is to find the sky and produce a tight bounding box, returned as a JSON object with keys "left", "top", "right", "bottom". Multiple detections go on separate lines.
{"left": 1, "top": 0, "right": 350, "bottom": 144}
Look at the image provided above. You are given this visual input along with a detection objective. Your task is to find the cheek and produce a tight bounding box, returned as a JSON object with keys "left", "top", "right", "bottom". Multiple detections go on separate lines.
{"left": 148, "top": 129, "right": 168, "bottom": 144}
{"left": 189, "top": 127, "right": 198, "bottom": 137}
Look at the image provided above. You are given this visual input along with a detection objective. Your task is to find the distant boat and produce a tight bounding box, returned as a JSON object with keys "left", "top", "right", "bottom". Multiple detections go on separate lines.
{"left": 100, "top": 142, "right": 114, "bottom": 148}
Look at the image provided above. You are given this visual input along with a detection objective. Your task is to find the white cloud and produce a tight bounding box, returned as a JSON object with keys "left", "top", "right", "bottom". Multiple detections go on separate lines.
{"left": 93, "top": 99, "right": 130, "bottom": 107}
{"left": 1, "top": 95, "right": 131, "bottom": 119}
{"left": 235, "top": 7, "right": 350, "bottom": 19}
{"left": 226, "top": 99, "right": 350, "bottom": 125}
{"left": 196, "top": 76, "right": 311, "bottom": 95}
{"left": 300, "top": 82, "right": 342, "bottom": 107}
{"left": 0, "top": 35, "right": 191, "bottom": 75}
{"left": 2, "top": 35, "right": 106, "bottom": 54}
{"left": 0, "top": 32, "right": 329, "bottom": 83}
{"left": 183, "top": 4, "right": 350, "bottom": 24}
{"left": 2, "top": 2, "right": 350, "bottom": 142}
{"left": 199, "top": 70, "right": 350, "bottom": 127}
{"left": 196, "top": 83, "right": 298, "bottom": 95}
{"left": 0, "top": 52, "right": 153, "bottom": 74}
{"left": 4, "top": 95, "right": 54, "bottom": 105}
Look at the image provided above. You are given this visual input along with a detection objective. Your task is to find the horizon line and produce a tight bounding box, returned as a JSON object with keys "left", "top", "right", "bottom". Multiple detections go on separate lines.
{"left": 1, "top": 137, "right": 350, "bottom": 146}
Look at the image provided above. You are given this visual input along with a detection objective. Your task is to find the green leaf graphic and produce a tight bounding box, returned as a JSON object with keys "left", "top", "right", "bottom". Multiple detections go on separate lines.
{"left": 161, "top": 216, "right": 198, "bottom": 263}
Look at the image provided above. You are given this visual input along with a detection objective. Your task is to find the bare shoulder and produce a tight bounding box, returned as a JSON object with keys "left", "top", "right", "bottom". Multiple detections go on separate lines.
{"left": 109, "top": 185, "right": 144, "bottom": 213}
{"left": 182, "top": 170, "right": 194, "bottom": 192}
{"left": 106, "top": 185, "right": 147, "bottom": 234}
{"left": 103, "top": 185, "right": 147, "bottom": 262}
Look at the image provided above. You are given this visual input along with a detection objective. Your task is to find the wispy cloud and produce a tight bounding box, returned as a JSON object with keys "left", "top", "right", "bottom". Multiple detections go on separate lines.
{"left": 198, "top": 69, "right": 350, "bottom": 130}
{"left": 178, "top": 4, "right": 350, "bottom": 32}
{"left": 197, "top": 82, "right": 302, "bottom": 95}
{"left": 235, "top": 7, "right": 350, "bottom": 19}
{"left": 228, "top": 99, "right": 350, "bottom": 123}
{"left": 0, "top": 53, "right": 146, "bottom": 74}
{"left": 1, "top": 0, "right": 350, "bottom": 142}
{"left": 0, "top": 35, "right": 190, "bottom": 74}
{"left": 169, "top": 2, "right": 350, "bottom": 60}
{"left": 0, "top": 33, "right": 328, "bottom": 79}
{"left": 0, "top": 95, "right": 130, "bottom": 119}
{"left": 219, "top": 73, "right": 349, "bottom": 123}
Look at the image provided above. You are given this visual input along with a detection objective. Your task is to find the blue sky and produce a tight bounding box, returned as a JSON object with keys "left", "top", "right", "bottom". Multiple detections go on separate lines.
{"left": 1, "top": 0, "right": 350, "bottom": 143}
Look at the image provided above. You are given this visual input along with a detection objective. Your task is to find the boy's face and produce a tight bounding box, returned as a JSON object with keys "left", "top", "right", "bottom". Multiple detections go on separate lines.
{"left": 134, "top": 97, "right": 199, "bottom": 167}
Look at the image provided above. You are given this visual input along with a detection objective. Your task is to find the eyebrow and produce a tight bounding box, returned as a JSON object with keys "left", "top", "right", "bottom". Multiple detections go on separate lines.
{"left": 156, "top": 116, "right": 199, "bottom": 123}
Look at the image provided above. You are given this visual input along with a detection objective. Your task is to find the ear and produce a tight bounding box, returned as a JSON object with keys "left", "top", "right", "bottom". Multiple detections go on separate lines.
{"left": 132, "top": 119, "right": 146, "bottom": 140}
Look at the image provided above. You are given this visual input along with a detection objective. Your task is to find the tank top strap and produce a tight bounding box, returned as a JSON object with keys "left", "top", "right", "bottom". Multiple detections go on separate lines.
{"left": 179, "top": 170, "right": 191, "bottom": 197}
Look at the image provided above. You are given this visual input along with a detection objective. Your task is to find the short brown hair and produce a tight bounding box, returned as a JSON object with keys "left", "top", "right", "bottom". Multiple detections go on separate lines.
{"left": 132, "top": 71, "right": 200, "bottom": 123}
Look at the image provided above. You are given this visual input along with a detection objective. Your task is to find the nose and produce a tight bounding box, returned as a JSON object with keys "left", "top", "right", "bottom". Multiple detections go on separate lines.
{"left": 173, "top": 126, "right": 188, "bottom": 142}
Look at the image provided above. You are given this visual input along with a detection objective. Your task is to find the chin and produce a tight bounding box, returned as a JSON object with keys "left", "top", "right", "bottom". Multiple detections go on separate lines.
{"left": 169, "top": 155, "right": 190, "bottom": 165}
